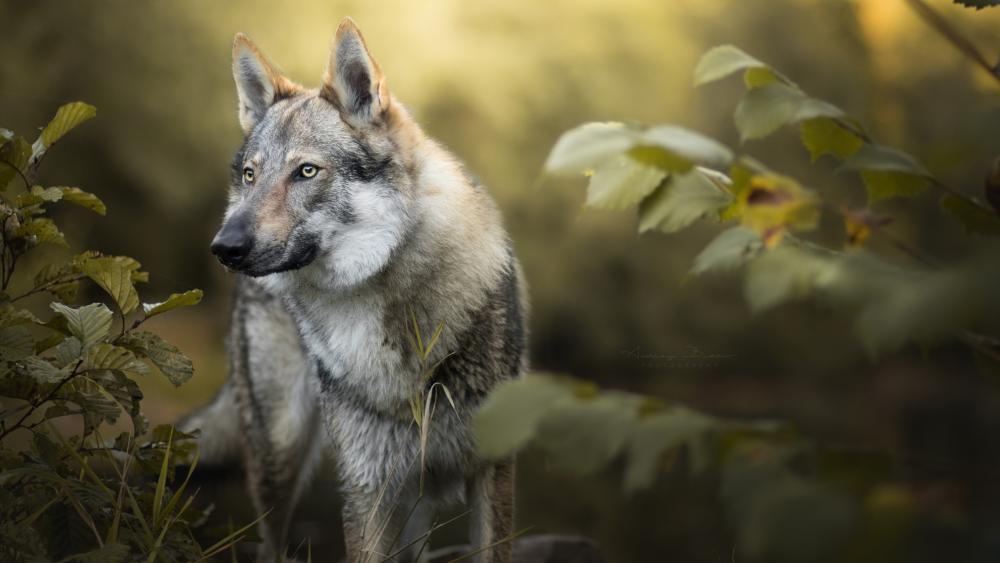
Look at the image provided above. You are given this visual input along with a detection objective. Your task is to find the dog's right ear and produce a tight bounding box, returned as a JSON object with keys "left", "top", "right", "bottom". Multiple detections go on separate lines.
{"left": 232, "top": 33, "right": 302, "bottom": 134}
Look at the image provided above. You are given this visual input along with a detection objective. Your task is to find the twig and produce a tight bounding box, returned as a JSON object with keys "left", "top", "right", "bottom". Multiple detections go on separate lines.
{"left": 905, "top": 0, "right": 1000, "bottom": 87}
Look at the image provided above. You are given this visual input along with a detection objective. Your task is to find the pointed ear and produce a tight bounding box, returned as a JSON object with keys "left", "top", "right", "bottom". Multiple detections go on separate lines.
{"left": 320, "top": 18, "right": 390, "bottom": 126}
{"left": 232, "top": 33, "right": 302, "bottom": 134}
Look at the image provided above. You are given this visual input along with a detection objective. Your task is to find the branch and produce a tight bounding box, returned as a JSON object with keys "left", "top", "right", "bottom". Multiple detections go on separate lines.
{"left": 906, "top": 0, "right": 1000, "bottom": 87}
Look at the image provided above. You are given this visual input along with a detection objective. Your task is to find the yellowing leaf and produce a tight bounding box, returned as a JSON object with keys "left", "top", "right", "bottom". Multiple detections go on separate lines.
{"left": 16, "top": 218, "right": 67, "bottom": 247}
{"left": 739, "top": 175, "right": 820, "bottom": 247}
{"left": 36, "top": 102, "right": 97, "bottom": 154}
{"left": 800, "top": 118, "right": 864, "bottom": 162}
{"left": 142, "top": 289, "right": 203, "bottom": 319}
{"left": 0, "top": 136, "right": 31, "bottom": 190}
{"left": 80, "top": 257, "right": 140, "bottom": 315}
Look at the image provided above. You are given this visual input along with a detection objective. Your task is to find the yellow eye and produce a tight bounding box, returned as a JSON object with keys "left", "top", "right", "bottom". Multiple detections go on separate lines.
{"left": 242, "top": 167, "right": 255, "bottom": 184}
{"left": 299, "top": 164, "right": 319, "bottom": 179}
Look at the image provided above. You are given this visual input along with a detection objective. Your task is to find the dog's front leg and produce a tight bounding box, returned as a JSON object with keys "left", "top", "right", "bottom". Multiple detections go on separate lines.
{"left": 467, "top": 459, "right": 515, "bottom": 563}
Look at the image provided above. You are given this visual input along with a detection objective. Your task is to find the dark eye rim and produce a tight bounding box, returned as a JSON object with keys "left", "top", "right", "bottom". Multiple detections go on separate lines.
{"left": 296, "top": 163, "right": 321, "bottom": 179}
{"left": 242, "top": 167, "right": 255, "bottom": 183}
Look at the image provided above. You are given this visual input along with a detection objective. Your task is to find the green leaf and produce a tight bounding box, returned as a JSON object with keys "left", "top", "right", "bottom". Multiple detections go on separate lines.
{"left": 545, "top": 122, "right": 732, "bottom": 178}
{"left": 639, "top": 169, "right": 732, "bottom": 233}
{"left": 0, "top": 326, "right": 34, "bottom": 361}
{"left": 535, "top": 393, "right": 638, "bottom": 475}
{"left": 635, "top": 125, "right": 734, "bottom": 171}
{"left": 16, "top": 217, "right": 67, "bottom": 247}
{"left": 54, "top": 336, "right": 84, "bottom": 367}
{"left": 800, "top": 118, "right": 863, "bottom": 162}
{"left": 625, "top": 407, "right": 715, "bottom": 492}
{"left": 940, "top": 193, "right": 1000, "bottom": 235}
{"left": 83, "top": 343, "right": 149, "bottom": 376}
{"left": 34, "top": 102, "right": 97, "bottom": 156}
{"left": 544, "top": 122, "right": 638, "bottom": 175}
{"left": 23, "top": 356, "right": 63, "bottom": 384}
{"left": 19, "top": 186, "right": 107, "bottom": 215}
{"left": 118, "top": 331, "right": 194, "bottom": 386}
{"left": 743, "top": 245, "right": 839, "bottom": 312}
{"left": 735, "top": 84, "right": 845, "bottom": 141}
{"left": 0, "top": 136, "right": 31, "bottom": 190}
{"left": 840, "top": 143, "right": 932, "bottom": 177}
{"left": 142, "top": 289, "right": 203, "bottom": 319}
{"left": 861, "top": 171, "right": 929, "bottom": 204}
{"left": 585, "top": 156, "right": 666, "bottom": 211}
{"left": 691, "top": 227, "right": 763, "bottom": 276}
{"left": 694, "top": 45, "right": 769, "bottom": 86}
{"left": 80, "top": 257, "right": 140, "bottom": 315}
{"left": 473, "top": 374, "right": 575, "bottom": 459}
{"left": 49, "top": 303, "right": 112, "bottom": 349}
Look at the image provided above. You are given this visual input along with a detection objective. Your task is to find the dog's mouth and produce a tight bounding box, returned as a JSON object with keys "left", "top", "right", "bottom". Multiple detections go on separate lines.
{"left": 224, "top": 242, "right": 319, "bottom": 277}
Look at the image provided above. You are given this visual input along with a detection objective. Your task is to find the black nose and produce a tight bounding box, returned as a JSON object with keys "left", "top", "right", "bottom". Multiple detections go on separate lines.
{"left": 211, "top": 216, "right": 253, "bottom": 267}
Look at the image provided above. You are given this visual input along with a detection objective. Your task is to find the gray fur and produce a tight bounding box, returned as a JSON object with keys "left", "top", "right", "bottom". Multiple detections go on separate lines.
{"left": 190, "top": 25, "right": 527, "bottom": 563}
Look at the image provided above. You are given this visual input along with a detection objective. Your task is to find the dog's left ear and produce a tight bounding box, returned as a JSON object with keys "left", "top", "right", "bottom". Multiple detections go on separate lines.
{"left": 321, "top": 18, "right": 390, "bottom": 127}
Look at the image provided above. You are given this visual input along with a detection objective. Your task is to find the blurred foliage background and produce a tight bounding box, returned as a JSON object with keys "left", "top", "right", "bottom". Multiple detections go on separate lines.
{"left": 3, "top": 0, "right": 1000, "bottom": 560}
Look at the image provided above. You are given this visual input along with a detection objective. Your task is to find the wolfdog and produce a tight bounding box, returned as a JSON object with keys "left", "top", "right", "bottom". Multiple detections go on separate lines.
{"left": 184, "top": 17, "right": 528, "bottom": 563}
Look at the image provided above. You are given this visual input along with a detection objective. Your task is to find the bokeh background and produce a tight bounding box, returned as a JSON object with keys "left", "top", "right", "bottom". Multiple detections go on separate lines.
{"left": 3, "top": 0, "right": 1000, "bottom": 560}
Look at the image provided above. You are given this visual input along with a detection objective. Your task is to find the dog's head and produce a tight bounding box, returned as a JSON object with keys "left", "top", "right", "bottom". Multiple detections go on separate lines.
{"left": 211, "top": 18, "right": 417, "bottom": 289}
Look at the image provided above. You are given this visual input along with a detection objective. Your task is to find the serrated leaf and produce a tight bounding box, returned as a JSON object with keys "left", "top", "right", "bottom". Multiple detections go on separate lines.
{"left": 0, "top": 136, "right": 31, "bottom": 190}
{"left": 0, "top": 326, "right": 34, "bottom": 360}
{"left": 23, "top": 356, "right": 64, "bottom": 384}
{"left": 690, "top": 227, "right": 763, "bottom": 275}
{"left": 544, "top": 122, "right": 638, "bottom": 175}
{"left": 695, "top": 44, "right": 771, "bottom": 86}
{"left": 142, "top": 289, "right": 203, "bottom": 319}
{"left": 639, "top": 169, "right": 732, "bottom": 233}
{"left": 80, "top": 257, "right": 140, "bottom": 315}
{"left": 940, "top": 193, "right": 1000, "bottom": 235}
{"left": 55, "top": 336, "right": 84, "bottom": 367}
{"left": 735, "top": 84, "right": 845, "bottom": 141}
{"left": 585, "top": 156, "right": 666, "bottom": 211}
{"left": 83, "top": 343, "right": 149, "bottom": 375}
{"left": 800, "top": 118, "right": 864, "bottom": 162}
{"left": 473, "top": 374, "right": 575, "bottom": 459}
{"left": 861, "top": 171, "right": 929, "bottom": 204}
{"left": 16, "top": 217, "right": 66, "bottom": 247}
{"left": 35, "top": 102, "right": 96, "bottom": 155}
{"left": 31, "top": 186, "right": 105, "bottom": 215}
{"left": 49, "top": 303, "right": 112, "bottom": 349}
{"left": 118, "top": 331, "right": 194, "bottom": 386}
